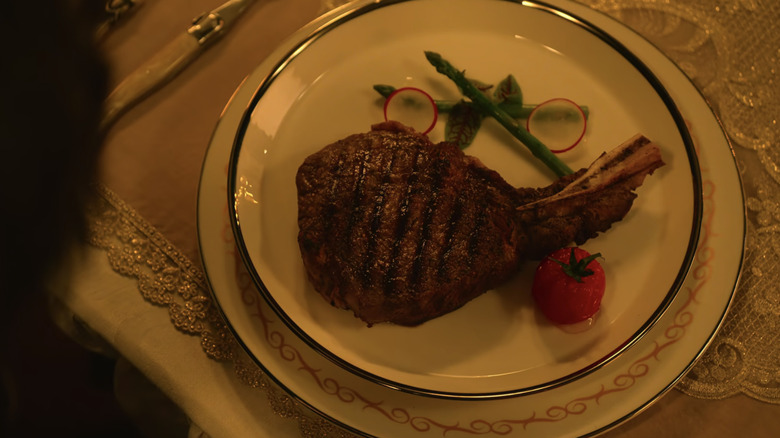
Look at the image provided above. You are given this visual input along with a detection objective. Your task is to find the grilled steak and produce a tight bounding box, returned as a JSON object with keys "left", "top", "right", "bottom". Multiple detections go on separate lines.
{"left": 296, "top": 121, "right": 664, "bottom": 326}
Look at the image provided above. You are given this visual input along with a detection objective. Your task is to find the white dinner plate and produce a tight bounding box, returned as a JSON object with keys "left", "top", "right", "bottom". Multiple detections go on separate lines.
{"left": 225, "top": 0, "right": 701, "bottom": 398}
{"left": 198, "top": 0, "right": 744, "bottom": 435}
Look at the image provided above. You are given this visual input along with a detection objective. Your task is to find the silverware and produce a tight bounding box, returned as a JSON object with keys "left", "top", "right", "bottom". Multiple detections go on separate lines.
{"left": 101, "top": 0, "right": 257, "bottom": 131}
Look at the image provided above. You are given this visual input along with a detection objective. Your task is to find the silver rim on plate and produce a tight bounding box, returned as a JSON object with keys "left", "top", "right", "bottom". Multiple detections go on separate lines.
{"left": 225, "top": 0, "right": 702, "bottom": 399}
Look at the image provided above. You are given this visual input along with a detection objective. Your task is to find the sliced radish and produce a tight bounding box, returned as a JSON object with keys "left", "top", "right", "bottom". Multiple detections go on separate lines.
{"left": 526, "top": 97, "right": 587, "bottom": 153}
{"left": 383, "top": 87, "right": 438, "bottom": 135}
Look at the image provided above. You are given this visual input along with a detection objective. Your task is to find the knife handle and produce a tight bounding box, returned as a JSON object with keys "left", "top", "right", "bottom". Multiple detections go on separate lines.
{"left": 101, "top": 31, "right": 202, "bottom": 131}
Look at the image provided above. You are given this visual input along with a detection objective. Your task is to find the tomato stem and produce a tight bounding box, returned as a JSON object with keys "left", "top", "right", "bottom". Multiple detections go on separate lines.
{"left": 551, "top": 248, "right": 602, "bottom": 283}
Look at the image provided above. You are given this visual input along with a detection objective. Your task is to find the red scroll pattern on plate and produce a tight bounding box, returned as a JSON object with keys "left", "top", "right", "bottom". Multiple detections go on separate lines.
{"left": 225, "top": 139, "right": 715, "bottom": 435}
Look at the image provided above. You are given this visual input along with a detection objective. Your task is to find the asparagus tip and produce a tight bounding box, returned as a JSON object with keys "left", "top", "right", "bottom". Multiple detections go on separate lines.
{"left": 373, "top": 84, "right": 396, "bottom": 98}
{"left": 424, "top": 51, "right": 441, "bottom": 63}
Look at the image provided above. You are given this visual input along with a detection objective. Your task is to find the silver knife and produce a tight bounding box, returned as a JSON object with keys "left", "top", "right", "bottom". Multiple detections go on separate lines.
{"left": 101, "top": 0, "right": 257, "bottom": 131}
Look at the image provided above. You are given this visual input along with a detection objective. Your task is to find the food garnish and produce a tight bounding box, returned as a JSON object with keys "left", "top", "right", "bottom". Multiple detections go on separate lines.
{"left": 374, "top": 83, "right": 589, "bottom": 152}
{"left": 382, "top": 86, "right": 438, "bottom": 134}
{"left": 532, "top": 247, "right": 605, "bottom": 325}
{"left": 526, "top": 97, "right": 587, "bottom": 153}
{"left": 424, "top": 51, "right": 573, "bottom": 177}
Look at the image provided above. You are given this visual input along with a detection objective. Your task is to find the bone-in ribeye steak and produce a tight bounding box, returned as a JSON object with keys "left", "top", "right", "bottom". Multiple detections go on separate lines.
{"left": 296, "top": 121, "right": 664, "bottom": 326}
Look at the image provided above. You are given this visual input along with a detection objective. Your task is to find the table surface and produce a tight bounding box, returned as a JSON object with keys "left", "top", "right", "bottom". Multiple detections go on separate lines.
{"left": 58, "top": 0, "right": 780, "bottom": 436}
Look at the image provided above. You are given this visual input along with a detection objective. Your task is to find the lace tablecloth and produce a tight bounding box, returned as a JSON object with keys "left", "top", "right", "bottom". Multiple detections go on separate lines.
{"left": 578, "top": 0, "right": 780, "bottom": 403}
{"left": 80, "top": 0, "right": 779, "bottom": 436}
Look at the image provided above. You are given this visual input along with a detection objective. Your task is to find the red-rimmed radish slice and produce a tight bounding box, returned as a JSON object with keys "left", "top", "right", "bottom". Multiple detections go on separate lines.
{"left": 383, "top": 87, "right": 438, "bottom": 135}
{"left": 526, "top": 97, "right": 587, "bottom": 153}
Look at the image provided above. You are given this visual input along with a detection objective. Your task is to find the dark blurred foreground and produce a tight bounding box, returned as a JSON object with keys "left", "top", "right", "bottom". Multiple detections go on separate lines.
{"left": 0, "top": 1, "right": 145, "bottom": 436}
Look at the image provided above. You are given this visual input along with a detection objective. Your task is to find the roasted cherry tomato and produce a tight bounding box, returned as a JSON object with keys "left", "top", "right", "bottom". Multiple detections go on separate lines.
{"left": 532, "top": 247, "right": 605, "bottom": 325}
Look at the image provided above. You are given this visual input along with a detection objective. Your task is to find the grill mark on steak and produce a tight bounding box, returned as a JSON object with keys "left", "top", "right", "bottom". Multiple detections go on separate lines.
{"left": 437, "top": 193, "right": 464, "bottom": 281}
{"left": 345, "top": 147, "right": 372, "bottom": 242}
{"left": 321, "top": 149, "right": 347, "bottom": 237}
{"left": 384, "top": 146, "right": 423, "bottom": 295}
{"left": 410, "top": 155, "right": 446, "bottom": 285}
{"left": 296, "top": 122, "right": 664, "bottom": 326}
{"left": 466, "top": 197, "right": 488, "bottom": 267}
{"left": 360, "top": 148, "right": 398, "bottom": 287}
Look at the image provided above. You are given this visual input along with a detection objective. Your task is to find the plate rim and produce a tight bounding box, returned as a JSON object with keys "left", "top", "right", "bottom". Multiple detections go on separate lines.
{"left": 196, "top": 0, "right": 746, "bottom": 435}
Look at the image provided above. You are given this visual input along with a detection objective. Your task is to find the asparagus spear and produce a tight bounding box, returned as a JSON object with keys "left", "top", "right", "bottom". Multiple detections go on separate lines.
{"left": 424, "top": 51, "right": 574, "bottom": 177}
{"left": 373, "top": 84, "right": 589, "bottom": 120}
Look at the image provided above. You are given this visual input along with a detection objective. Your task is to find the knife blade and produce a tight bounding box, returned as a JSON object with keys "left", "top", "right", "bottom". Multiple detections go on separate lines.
{"left": 101, "top": 0, "right": 257, "bottom": 131}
